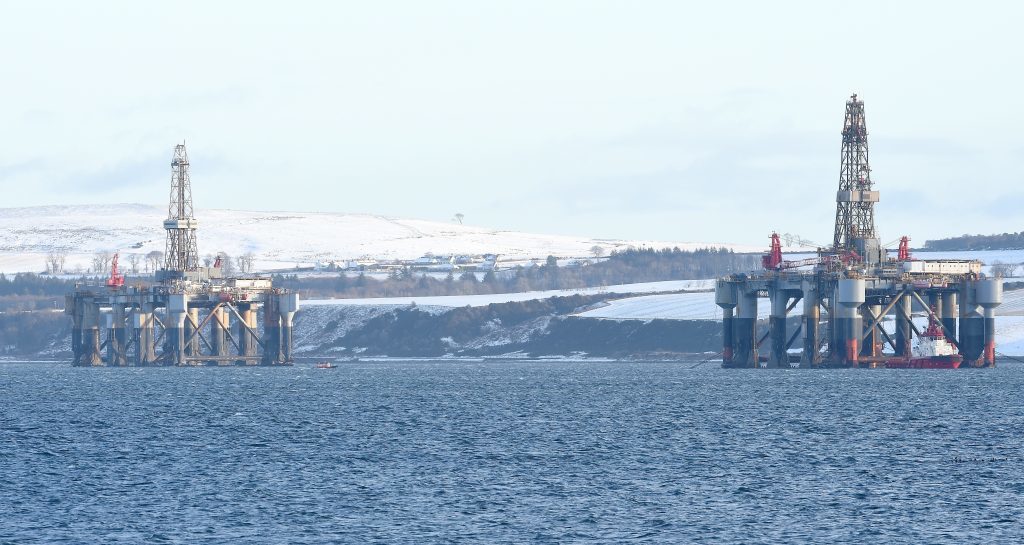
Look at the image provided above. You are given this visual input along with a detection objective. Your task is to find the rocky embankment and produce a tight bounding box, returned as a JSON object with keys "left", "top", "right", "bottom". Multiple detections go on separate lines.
{"left": 295, "top": 294, "right": 721, "bottom": 359}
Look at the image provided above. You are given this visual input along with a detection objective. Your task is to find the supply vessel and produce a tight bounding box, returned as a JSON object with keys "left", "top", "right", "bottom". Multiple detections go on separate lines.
{"left": 885, "top": 316, "right": 962, "bottom": 369}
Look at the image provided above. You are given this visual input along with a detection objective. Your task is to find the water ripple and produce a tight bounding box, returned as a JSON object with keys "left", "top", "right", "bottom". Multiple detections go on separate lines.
{"left": 2, "top": 361, "right": 1024, "bottom": 543}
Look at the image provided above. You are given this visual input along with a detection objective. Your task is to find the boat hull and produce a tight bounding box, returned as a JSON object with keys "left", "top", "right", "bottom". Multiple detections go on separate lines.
{"left": 885, "top": 355, "right": 962, "bottom": 369}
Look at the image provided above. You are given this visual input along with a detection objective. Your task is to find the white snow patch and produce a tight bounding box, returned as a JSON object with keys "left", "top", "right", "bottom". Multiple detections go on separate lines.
{"left": 995, "top": 316, "right": 1024, "bottom": 356}
{"left": 577, "top": 292, "right": 728, "bottom": 321}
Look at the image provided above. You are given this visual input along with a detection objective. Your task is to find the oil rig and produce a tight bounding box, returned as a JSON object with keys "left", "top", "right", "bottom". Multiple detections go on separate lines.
{"left": 715, "top": 94, "right": 1001, "bottom": 368}
{"left": 65, "top": 143, "right": 299, "bottom": 366}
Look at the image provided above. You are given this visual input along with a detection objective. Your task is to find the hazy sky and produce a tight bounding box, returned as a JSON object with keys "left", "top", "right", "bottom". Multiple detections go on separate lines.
{"left": 1, "top": 1, "right": 1022, "bottom": 246}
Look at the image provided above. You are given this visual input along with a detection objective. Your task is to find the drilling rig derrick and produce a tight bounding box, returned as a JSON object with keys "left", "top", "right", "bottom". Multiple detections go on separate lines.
{"left": 159, "top": 143, "right": 200, "bottom": 281}
{"left": 833, "top": 94, "right": 883, "bottom": 264}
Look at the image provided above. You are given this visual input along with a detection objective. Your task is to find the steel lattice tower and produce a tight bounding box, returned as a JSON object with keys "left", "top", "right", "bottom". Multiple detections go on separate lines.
{"left": 162, "top": 143, "right": 200, "bottom": 272}
{"left": 832, "top": 94, "right": 879, "bottom": 254}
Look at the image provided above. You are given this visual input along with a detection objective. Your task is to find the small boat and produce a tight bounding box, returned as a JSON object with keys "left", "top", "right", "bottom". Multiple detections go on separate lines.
{"left": 885, "top": 316, "right": 962, "bottom": 369}
{"left": 315, "top": 361, "right": 336, "bottom": 369}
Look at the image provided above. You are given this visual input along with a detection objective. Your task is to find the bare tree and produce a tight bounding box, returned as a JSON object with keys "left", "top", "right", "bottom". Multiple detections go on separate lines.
{"left": 145, "top": 250, "right": 164, "bottom": 273}
{"left": 219, "top": 252, "right": 235, "bottom": 275}
{"left": 92, "top": 251, "right": 113, "bottom": 275}
{"left": 203, "top": 254, "right": 214, "bottom": 267}
{"left": 454, "top": 213, "right": 465, "bottom": 225}
{"left": 236, "top": 252, "right": 256, "bottom": 273}
{"left": 45, "top": 251, "right": 67, "bottom": 274}
{"left": 123, "top": 253, "right": 139, "bottom": 274}
{"left": 126, "top": 253, "right": 141, "bottom": 274}
{"left": 990, "top": 260, "right": 1020, "bottom": 278}
{"left": 590, "top": 245, "right": 605, "bottom": 258}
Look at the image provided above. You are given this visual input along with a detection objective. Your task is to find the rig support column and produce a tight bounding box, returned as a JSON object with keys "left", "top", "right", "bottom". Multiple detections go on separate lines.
{"left": 279, "top": 293, "right": 300, "bottom": 364}
{"left": 715, "top": 281, "right": 737, "bottom": 366}
{"left": 983, "top": 306, "right": 997, "bottom": 367}
{"left": 82, "top": 301, "right": 103, "bottom": 366}
{"left": 167, "top": 294, "right": 188, "bottom": 366}
{"left": 131, "top": 308, "right": 156, "bottom": 366}
{"left": 977, "top": 279, "right": 1002, "bottom": 367}
{"left": 131, "top": 311, "right": 143, "bottom": 366}
{"left": 185, "top": 307, "right": 200, "bottom": 359}
{"left": 262, "top": 298, "right": 281, "bottom": 366}
{"left": 894, "top": 293, "right": 912, "bottom": 357}
{"left": 110, "top": 305, "right": 127, "bottom": 366}
{"left": 237, "top": 305, "right": 258, "bottom": 364}
{"left": 801, "top": 281, "right": 820, "bottom": 367}
{"left": 768, "top": 289, "right": 788, "bottom": 368}
{"left": 141, "top": 304, "right": 158, "bottom": 365}
{"left": 959, "top": 283, "right": 984, "bottom": 367}
{"left": 734, "top": 290, "right": 758, "bottom": 367}
{"left": 210, "top": 306, "right": 230, "bottom": 364}
{"left": 941, "top": 291, "right": 958, "bottom": 341}
{"left": 929, "top": 292, "right": 942, "bottom": 317}
{"left": 67, "top": 295, "right": 83, "bottom": 366}
{"left": 833, "top": 279, "right": 864, "bottom": 367}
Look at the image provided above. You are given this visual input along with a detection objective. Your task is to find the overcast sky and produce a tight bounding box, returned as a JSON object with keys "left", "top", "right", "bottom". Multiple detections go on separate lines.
{"left": 1, "top": 1, "right": 1022, "bottom": 246}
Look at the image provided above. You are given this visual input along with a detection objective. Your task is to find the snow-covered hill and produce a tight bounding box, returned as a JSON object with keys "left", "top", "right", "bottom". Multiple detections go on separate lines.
{"left": 0, "top": 204, "right": 759, "bottom": 274}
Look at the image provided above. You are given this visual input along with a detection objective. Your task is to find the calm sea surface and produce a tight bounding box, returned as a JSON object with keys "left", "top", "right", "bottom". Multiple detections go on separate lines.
{"left": 2, "top": 360, "right": 1024, "bottom": 544}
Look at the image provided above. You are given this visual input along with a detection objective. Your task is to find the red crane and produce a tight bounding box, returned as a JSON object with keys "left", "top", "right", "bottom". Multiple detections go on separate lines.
{"left": 762, "top": 233, "right": 784, "bottom": 270}
{"left": 761, "top": 232, "right": 847, "bottom": 270}
{"left": 106, "top": 252, "right": 125, "bottom": 289}
{"left": 897, "top": 236, "right": 912, "bottom": 261}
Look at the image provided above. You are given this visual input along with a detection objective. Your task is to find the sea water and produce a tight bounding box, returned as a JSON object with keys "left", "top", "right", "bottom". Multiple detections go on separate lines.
{"left": 2, "top": 361, "right": 1023, "bottom": 543}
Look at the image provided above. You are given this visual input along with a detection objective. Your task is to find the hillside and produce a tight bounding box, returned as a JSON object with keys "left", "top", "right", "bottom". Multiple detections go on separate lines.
{"left": 924, "top": 232, "right": 1024, "bottom": 251}
{"left": 0, "top": 204, "right": 760, "bottom": 274}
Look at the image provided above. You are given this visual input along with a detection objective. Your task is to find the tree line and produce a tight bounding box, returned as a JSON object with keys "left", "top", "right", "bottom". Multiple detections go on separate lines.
{"left": 0, "top": 273, "right": 80, "bottom": 312}
{"left": 44, "top": 250, "right": 257, "bottom": 275}
{"left": 273, "top": 247, "right": 759, "bottom": 299}
{"left": 924, "top": 232, "right": 1024, "bottom": 251}
{"left": 1, "top": 246, "right": 757, "bottom": 308}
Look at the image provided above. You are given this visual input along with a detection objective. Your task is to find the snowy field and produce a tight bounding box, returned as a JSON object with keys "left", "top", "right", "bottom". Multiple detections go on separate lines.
{"left": 995, "top": 316, "right": 1024, "bottom": 355}
{"left": 578, "top": 292, "right": 723, "bottom": 321}
{"left": 2, "top": 202, "right": 1019, "bottom": 278}
{"left": 0, "top": 204, "right": 757, "bottom": 274}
